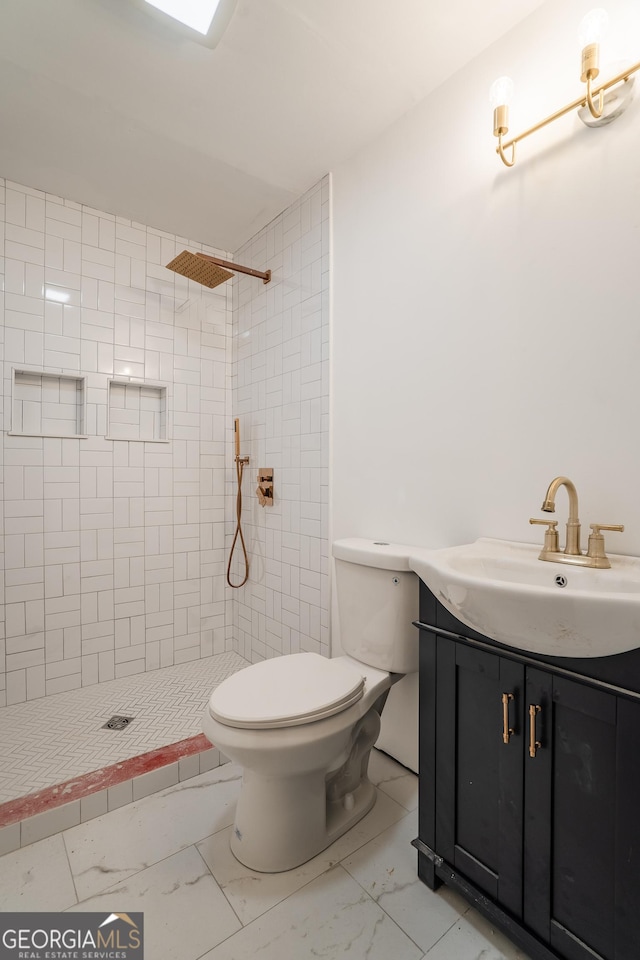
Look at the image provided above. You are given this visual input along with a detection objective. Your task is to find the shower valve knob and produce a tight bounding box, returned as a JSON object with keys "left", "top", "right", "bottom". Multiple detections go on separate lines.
{"left": 257, "top": 470, "right": 274, "bottom": 507}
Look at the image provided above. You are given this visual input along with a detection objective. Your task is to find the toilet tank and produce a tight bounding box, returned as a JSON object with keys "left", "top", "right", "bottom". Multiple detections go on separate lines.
{"left": 332, "top": 539, "right": 419, "bottom": 673}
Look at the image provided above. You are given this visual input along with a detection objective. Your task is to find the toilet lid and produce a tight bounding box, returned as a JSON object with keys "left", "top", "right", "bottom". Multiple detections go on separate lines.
{"left": 208, "top": 653, "right": 365, "bottom": 729}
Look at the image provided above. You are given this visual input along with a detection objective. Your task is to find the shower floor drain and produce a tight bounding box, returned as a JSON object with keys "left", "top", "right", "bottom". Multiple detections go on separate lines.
{"left": 102, "top": 715, "right": 135, "bottom": 731}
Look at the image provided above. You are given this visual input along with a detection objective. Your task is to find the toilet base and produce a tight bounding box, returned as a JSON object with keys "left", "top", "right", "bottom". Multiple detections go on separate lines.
{"left": 230, "top": 770, "right": 377, "bottom": 873}
{"left": 228, "top": 706, "right": 383, "bottom": 873}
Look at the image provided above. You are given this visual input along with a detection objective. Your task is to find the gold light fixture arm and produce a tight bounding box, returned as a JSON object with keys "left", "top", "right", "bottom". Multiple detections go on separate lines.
{"left": 496, "top": 59, "right": 640, "bottom": 161}
{"left": 498, "top": 133, "right": 516, "bottom": 168}
{"left": 585, "top": 74, "right": 605, "bottom": 118}
{"left": 493, "top": 103, "right": 516, "bottom": 167}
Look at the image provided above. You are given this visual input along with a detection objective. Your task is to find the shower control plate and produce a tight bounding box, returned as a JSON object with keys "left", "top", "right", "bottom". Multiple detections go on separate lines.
{"left": 257, "top": 469, "right": 274, "bottom": 506}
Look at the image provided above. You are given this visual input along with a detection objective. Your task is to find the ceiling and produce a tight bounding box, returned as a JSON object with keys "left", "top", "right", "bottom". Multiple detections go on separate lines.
{"left": 0, "top": 0, "right": 546, "bottom": 252}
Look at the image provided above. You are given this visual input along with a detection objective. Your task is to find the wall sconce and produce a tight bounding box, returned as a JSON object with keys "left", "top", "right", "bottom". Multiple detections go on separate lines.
{"left": 491, "top": 8, "right": 637, "bottom": 167}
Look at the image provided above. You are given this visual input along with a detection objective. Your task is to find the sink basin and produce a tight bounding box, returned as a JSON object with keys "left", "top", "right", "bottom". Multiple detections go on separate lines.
{"left": 409, "top": 538, "right": 640, "bottom": 658}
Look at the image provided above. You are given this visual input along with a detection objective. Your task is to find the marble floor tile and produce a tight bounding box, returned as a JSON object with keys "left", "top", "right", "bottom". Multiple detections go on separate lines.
{"left": 424, "top": 910, "right": 533, "bottom": 960}
{"left": 369, "top": 749, "right": 419, "bottom": 811}
{"left": 64, "top": 763, "right": 242, "bottom": 900}
{"left": 0, "top": 833, "right": 78, "bottom": 911}
{"left": 0, "top": 745, "right": 538, "bottom": 960}
{"left": 199, "top": 863, "right": 424, "bottom": 960}
{"left": 198, "top": 787, "right": 408, "bottom": 925}
{"left": 343, "top": 810, "right": 469, "bottom": 954}
{"left": 65, "top": 846, "right": 242, "bottom": 960}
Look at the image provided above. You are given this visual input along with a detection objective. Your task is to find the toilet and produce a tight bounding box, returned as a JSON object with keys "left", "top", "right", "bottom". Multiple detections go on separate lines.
{"left": 202, "top": 538, "right": 419, "bottom": 873}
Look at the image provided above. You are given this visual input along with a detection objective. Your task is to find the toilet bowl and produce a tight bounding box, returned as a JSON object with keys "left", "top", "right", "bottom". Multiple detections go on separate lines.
{"left": 202, "top": 538, "right": 419, "bottom": 873}
{"left": 203, "top": 653, "right": 395, "bottom": 872}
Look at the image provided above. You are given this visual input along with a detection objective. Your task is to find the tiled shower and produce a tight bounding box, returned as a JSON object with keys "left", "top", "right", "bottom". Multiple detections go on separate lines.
{"left": 0, "top": 177, "right": 235, "bottom": 707}
{"left": 230, "top": 175, "right": 330, "bottom": 663}
{"left": 0, "top": 172, "right": 330, "bottom": 815}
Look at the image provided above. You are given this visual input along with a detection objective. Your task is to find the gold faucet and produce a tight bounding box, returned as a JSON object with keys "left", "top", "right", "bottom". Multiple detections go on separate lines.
{"left": 530, "top": 476, "right": 624, "bottom": 568}
{"left": 542, "top": 476, "right": 581, "bottom": 555}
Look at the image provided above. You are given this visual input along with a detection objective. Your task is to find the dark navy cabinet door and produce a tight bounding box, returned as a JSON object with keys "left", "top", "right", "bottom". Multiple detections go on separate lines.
{"left": 524, "top": 672, "right": 640, "bottom": 960}
{"left": 435, "top": 636, "right": 525, "bottom": 917}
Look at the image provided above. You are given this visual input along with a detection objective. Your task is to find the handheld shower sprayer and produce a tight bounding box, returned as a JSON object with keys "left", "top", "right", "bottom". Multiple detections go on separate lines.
{"left": 227, "top": 418, "right": 250, "bottom": 588}
{"left": 233, "top": 418, "right": 249, "bottom": 467}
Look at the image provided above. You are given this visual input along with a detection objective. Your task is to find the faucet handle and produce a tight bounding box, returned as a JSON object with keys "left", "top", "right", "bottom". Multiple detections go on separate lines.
{"left": 586, "top": 523, "right": 624, "bottom": 566}
{"left": 530, "top": 517, "right": 559, "bottom": 553}
{"left": 589, "top": 523, "right": 624, "bottom": 535}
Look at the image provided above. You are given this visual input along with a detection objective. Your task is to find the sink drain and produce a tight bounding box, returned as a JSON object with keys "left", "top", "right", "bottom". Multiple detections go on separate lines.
{"left": 102, "top": 715, "right": 135, "bottom": 731}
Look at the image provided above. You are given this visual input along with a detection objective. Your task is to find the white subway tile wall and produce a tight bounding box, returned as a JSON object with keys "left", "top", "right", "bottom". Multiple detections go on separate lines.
{"left": 230, "top": 176, "right": 330, "bottom": 662}
{"left": 0, "top": 177, "right": 235, "bottom": 705}
{"left": 0, "top": 174, "right": 330, "bottom": 707}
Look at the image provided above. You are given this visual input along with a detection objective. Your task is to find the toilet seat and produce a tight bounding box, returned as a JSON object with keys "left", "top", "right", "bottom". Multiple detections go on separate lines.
{"left": 208, "top": 652, "right": 365, "bottom": 729}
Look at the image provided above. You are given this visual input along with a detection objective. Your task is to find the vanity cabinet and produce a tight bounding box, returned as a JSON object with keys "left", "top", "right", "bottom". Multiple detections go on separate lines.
{"left": 416, "top": 584, "right": 640, "bottom": 960}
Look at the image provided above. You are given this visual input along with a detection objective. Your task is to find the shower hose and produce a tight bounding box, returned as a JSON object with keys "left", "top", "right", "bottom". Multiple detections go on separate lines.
{"left": 226, "top": 455, "right": 249, "bottom": 588}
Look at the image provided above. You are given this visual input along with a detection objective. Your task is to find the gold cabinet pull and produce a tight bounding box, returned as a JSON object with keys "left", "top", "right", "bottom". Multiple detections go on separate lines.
{"left": 502, "top": 693, "right": 515, "bottom": 744}
{"left": 529, "top": 704, "right": 542, "bottom": 758}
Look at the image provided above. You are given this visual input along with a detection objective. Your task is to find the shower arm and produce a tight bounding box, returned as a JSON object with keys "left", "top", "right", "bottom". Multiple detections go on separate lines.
{"left": 195, "top": 252, "right": 271, "bottom": 284}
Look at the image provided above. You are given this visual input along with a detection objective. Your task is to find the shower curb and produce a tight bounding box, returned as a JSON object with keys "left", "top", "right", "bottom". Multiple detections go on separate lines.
{"left": 0, "top": 734, "right": 227, "bottom": 856}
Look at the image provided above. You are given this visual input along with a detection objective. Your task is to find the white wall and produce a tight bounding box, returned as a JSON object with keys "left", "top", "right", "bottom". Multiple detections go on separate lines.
{"left": 231, "top": 177, "right": 331, "bottom": 663}
{"left": 332, "top": 0, "right": 640, "bottom": 561}
{"left": 0, "top": 178, "right": 234, "bottom": 706}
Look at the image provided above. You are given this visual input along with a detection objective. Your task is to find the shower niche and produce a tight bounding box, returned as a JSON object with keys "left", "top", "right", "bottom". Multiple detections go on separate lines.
{"left": 9, "top": 369, "right": 87, "bottom": 439}
{"left": 106, "top": 379, "right": 169, "bottom": 442}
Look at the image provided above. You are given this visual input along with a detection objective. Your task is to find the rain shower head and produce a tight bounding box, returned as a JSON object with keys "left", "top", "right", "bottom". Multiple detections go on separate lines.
{"left": 166, "top": 250, "right": 271, "bottom": 289}
{"left": 166, "top": 250, "right": 233, "bottom": 289}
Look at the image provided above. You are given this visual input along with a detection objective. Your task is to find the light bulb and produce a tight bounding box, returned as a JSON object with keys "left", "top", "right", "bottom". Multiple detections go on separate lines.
{"left": 490, "top": 77, "right": 513, "bottom": 147}
{"left": 489, "top": 76, "right": 514, "bottom": 109}
{"left": 578, "top": 8, "right": 609, "bottom": 49}
{"left": 489, "top": 76, "right": 514, "bottom": 110}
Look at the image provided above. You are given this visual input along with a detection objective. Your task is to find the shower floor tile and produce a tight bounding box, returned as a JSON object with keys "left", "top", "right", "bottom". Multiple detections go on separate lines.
{"left": 0, "top": 651, "right": 249, "bottom": 805}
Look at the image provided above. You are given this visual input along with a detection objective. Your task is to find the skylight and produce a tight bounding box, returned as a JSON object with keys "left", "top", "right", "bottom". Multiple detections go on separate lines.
{"left": 144, "top": 0, "right": 222, "bottom": 35}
